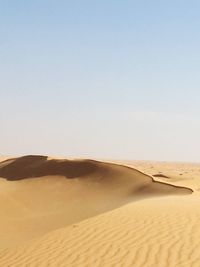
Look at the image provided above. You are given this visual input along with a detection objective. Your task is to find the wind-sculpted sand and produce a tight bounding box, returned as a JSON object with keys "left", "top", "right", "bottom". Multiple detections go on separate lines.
{"left": 0, "top": 156, "right": 198, "bottom": 266}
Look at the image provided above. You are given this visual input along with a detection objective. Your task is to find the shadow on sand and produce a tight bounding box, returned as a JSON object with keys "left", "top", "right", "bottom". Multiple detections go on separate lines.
{"left": 0, "top": 155, "right": 100, "bottom": 181}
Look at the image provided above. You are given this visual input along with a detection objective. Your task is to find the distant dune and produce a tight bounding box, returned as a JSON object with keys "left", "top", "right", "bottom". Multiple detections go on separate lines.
{"left": 0, "top": 156, "right": 197, "bottom": 266}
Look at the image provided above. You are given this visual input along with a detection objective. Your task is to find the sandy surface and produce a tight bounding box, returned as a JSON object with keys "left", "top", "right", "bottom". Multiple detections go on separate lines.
{"left": 0, "top": 156, "right": 199, "bottom": 266}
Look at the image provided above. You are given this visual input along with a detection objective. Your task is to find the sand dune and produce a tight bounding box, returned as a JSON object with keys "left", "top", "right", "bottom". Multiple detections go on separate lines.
{"left": 0, "top": 156, "right": 197, "bottom": 266}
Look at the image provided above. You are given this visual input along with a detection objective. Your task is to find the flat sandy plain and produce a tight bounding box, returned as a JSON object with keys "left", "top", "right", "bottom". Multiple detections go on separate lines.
{"left": 0, "top": 156, "right": 200, "bottom": 267}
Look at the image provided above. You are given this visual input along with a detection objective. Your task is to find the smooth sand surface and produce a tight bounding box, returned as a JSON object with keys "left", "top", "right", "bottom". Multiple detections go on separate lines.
{"left": 0, "top": 156, "right": 199, "bottom": 266}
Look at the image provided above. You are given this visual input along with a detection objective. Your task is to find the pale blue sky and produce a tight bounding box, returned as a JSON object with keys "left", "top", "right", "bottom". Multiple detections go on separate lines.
{"left": 0, "top": 1, "right": 200, "bottom": 161}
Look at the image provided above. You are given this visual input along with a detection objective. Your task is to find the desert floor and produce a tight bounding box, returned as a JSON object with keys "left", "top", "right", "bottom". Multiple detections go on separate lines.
{"left": 0, "top": 156, "right": 200, "bottom": 267}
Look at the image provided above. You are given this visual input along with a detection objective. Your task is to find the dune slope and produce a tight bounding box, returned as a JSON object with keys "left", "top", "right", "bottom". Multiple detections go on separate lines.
{"left": 0, "top": 195, "right": 199, "bottom": 267}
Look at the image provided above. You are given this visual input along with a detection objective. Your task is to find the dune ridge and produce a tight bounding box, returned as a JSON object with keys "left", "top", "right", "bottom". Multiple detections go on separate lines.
{"left": 0, "top": 156, "right": 192, "bottom": 194}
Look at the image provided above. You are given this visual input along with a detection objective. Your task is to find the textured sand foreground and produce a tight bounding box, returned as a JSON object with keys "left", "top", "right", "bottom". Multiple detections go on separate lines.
{"left": 0, "top": 156, "right": 200, "bottom": 266}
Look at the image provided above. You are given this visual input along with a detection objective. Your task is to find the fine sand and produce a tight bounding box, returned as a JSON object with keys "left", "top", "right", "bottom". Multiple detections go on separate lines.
{"left": 0, "top": 156, "right": 199, "bottom": 266}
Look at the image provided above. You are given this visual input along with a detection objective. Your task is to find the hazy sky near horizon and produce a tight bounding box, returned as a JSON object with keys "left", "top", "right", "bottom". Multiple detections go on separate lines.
{"left": 1, "top": 1, "right": 200, "bottom": 161}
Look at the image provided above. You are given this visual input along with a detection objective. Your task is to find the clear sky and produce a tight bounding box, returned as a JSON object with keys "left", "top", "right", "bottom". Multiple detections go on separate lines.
{"left": 0, "top": 1, "right": 200, "bottom": 161}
